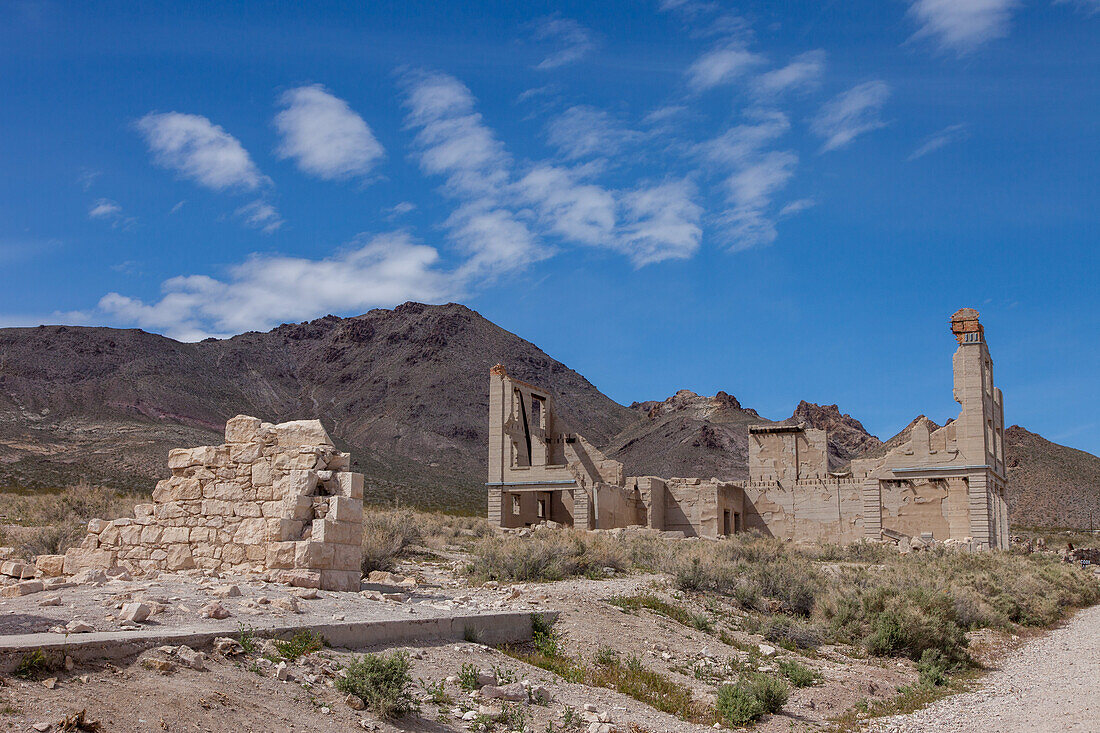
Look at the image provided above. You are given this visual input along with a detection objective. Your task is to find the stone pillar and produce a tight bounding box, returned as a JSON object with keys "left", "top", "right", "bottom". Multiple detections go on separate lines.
{"left": 967, "top": 471, "right": 992, "bottom": 550}
{"left": 861, "top": 478, "right": 882, "bottom": 541}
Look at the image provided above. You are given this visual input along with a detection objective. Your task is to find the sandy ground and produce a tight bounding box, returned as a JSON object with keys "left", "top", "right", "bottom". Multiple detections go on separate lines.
{"left": 868, "top": 603, "right": 1100, "bottom": 733}
{"left": 0, "top": 570, "right": 918, "bottom": 733}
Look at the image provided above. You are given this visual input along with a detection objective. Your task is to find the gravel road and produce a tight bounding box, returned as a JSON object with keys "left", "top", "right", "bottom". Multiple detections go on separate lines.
{"left": 871, "top": 603, "right": 1100, "bottom": 732}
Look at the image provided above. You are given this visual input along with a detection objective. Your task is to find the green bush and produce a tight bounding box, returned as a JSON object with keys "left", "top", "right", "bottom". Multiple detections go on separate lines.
{"left": 273, "top": 629, "right": 324, "bottom": 661}
{"left": 337, "top": 651, "right": 417, "bottom": 720}
{"left": 716, "top": 674, "right": 788, "bottom": 726}
{"left": 532, "top": 613, "right": 561, "bottom": 657}
{"left": 778, "top": 659, "right": 820, "bottom": 688}
{"left": 917, "top": 649, "right": 950, "bottom": 688}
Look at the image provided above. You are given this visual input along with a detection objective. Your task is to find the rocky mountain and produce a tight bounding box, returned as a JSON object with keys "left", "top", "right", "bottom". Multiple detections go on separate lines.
{"left": 0, "top": 303, "right": 636, "bottom": 512}
{"left": 1, "top": 302, "right": 1097, "bottom": 527}
{"left": 1004, "top": 425, "right": 1100, "bottom": 530}
{"left": 785, "top": 400, "right": 884, "bottom": 468}
{"left": 605, "top": 390, "right": 770, "bottom": 481}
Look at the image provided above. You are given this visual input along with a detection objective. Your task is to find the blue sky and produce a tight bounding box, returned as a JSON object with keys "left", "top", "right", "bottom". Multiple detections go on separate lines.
{"left": 2, "top": 0, "right": 1098, "bottom": 454}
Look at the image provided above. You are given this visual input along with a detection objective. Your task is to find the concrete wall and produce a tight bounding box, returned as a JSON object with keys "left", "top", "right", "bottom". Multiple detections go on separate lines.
{"left": 743, "top": 479, "right": 864, "bottom": 544}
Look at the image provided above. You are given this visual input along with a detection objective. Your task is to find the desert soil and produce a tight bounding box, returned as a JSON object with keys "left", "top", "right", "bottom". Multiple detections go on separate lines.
{"left": 870, "top": 603, "right": 1100, "bottom": 733}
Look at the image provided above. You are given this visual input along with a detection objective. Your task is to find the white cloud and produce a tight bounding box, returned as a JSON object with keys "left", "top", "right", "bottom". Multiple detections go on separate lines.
{"left": 401, "top": 70, "right": 540, "bottom": 274}
{"left": 135, "top": 112, "right": 266, "bottom": 191}
{"left": 908, "top": 0, "right": 1020, "bottom": 53}
{"left": 908, "top": 123, "right": 969, "bottom": 161}
{"left": 236, "top": 199, "right": 284, "bottom": 233}
{"left": 1055, "top": 0, "right": 1100, "bottom": 13}
{"left": 812, "top": 81, "right": 891, "bottom": 152}
{"left": 618, "top": 180, "right": 703, "bottom": 266}
{"left": 531, "top": 15, "right": 595, "bottom": 69}
{"left": 402, "top": 69, "right": 704, "bottom": 269}
{"left": 779, "top": 198, "right": 815, "bottom": 217}
{"left": 97, "top": 232, "right": 454, "bottom": 341}
{"left": 384, "top": 201, "right": 417, "bottom": 219}
{"left": 686, "top": 44, "right": 763, "bottom": 91}
{"left": 88, "top": 198, "right": 122, "bottom": 220}
{"left": 546, "top": 106, "right": 638, "bottom": 160}
{"left": 754, "top": 50, "right": 825, "bottom": 97}
{"left": 516, "top": 166, "right": 616, "bottom": 246}
{"left": 274, "top": 84, "right": 384, "bottom": 180}
{"left": 699, "top": 111, "right": 798, "bottom": 250}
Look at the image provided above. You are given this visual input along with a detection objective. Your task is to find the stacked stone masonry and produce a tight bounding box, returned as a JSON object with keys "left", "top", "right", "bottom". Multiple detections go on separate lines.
{"left": 63, "top": 416, "right": 365, "bottom": 591}
{"left": 487, "top": 308, "right": 1009, "bottom": 551}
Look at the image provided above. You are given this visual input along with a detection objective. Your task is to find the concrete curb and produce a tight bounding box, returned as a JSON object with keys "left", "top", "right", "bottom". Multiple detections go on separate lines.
{"left": 0, "top": 610, "right": 557, "bottom": 672}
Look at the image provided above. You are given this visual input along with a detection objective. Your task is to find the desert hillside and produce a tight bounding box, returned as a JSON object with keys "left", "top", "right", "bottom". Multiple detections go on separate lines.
{"left": 1, "top": 302, "right": 1097, "bottom": 526}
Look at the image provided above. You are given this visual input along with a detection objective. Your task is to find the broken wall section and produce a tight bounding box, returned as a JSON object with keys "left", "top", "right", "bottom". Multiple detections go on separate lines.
{"left": 63, "top": 415, "right": 365, "bottom": 591}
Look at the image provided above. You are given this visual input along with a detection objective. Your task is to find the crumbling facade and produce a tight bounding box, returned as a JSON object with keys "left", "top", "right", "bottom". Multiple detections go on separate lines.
{"left": 488, "top": 365, "right": 742, "bottom": 538}
{"left": 487, "top": 308, "right": 1009, "bottom": 550}
{"left": 64, "top": 416, "right": 365, "bottom": 590}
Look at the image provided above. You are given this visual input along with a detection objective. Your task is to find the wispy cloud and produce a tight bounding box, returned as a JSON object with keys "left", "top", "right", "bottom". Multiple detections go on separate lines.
{"left": 400, "top": 70, "right": 541, "bottom": 277}
{"left": 686, "top": 43, "right": 764, "bottom": 91}
{"left": 531, "top": 15, "right": 596, "bottom": 70}
{"left": 274, "top": 84, "right": 384, "bottom": 180}
{"left": 1055, "top": 0, "right": 1100, "bottom": 14}
{"left": 618, "top": 179, "right": 703, "bottom": 265}
{"left": 753, "top": 50, "right": 826, "bottom": 98}
{"left": 545, "top": 106, "right": 638, "bottom": 160}
{"left": 907, "top": 0, "right": 1020, "bottom": 53}
{"left": 779, "top": 198, "right": 815, "bottom": 217}
{"left": 88, "top": 198, "right": 135, "bottom": 229}
{"left": 515, "top": 165, "right": 615, "bottom": 246}
{"left": 236, "top": 199, "right": 284, "bottom": 233}
{"left": 812, "top": 81, "right": 891, "bottom": 152}
{"left": 88, "top": 198, "right": 122, "bottom": 220}
{"left": 97, "top": 232, "right": 453, "bottom": 341}
{"left": 384, "top": 201, "right": 416, "bottom": 220}
{"left": 908, "top": 123, "right": 969, "bottom": 161}
{"left": 136, "top": 112, "right": 266, "bottom": 191}
{"left": 699, "top": 111, "right": 798, "bottom": 250}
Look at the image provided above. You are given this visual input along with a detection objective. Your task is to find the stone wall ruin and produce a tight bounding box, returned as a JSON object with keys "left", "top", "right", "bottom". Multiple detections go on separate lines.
{"left": 63, "top": 415, "right": 365, "bottom": 591}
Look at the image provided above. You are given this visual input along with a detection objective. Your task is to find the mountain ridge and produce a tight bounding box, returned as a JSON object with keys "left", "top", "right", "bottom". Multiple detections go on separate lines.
{"left": 1, "top": 303, "right": 1097, "bottom": 526}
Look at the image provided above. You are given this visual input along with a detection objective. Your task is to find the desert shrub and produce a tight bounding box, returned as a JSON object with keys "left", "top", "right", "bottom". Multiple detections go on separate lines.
{"left": 532, "top": 613, "right": 561, "bottom": 657}
{"left": 470, "top": 531, "right": 628, "bottom": 583}
{"left": 13, "top": 649, "right": 52, "bottom": 679}
{"left": 17, "top": 521, "right": 83, "bottom": 559}
{"left": 273, "top": 630, "right": 324, "bottom": 661}
{"left": 762, "top": 616, "right": 822, "bottom": 650}
{"left": 361, "top": 509, "right": 421, "bottom": 573}
{"left": 457, "top": 662, "right": 481, "bottom": 691}
{"left": 778, "top": 659, "right": 820, "bottom": 688}
{"left": 716, "top": 674, "right": 788, "bottom": 725}
{"left": 594, "top": 646, "right": 619, "bottom": 666}
{"left": 338, "top": 651, "right": 417, "bottom": 720}
{"left": 917, "top": 649, "right": 950, "bottom": 688}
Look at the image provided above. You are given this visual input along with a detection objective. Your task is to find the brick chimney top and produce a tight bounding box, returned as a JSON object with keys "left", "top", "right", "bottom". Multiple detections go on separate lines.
{"left": 950, "top": 308, "right": 983, "bottom": 344}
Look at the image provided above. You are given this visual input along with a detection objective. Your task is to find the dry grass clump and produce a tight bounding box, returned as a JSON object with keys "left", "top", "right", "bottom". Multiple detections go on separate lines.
{"left": 360, "top": 506, "right": 493, "bottom": 573}
{"left": 468, "top": 530, "right": 637, "bottom": 583}
{"left": 668, "top": 534, "right": 1100, "bottom": 664}
{"left": 0, "top": 483, "right": 142, "bottom": 559}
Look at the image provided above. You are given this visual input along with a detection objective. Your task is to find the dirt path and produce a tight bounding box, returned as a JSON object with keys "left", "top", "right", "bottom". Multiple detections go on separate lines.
{"left": 871, "top": 603, "right": 1100, "bottom": 733}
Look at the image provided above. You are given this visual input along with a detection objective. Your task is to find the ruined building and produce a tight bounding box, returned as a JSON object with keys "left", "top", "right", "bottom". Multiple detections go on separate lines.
{"left": 64, "top": 416, "right": 365, "bottom": 590}
{"left": 487, "top": 308, "right": 1009, "bottom": 550}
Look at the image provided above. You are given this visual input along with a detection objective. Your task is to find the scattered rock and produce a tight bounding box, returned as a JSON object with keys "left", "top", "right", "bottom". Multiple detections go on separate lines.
{"left": 38, "top": 595, "right": 63, "bottom": 607}
{"left": 176, "top": 645, "right": 206, "bottom": 670}
{"left": 200, "top": 601, "right": 231, "bottom": 619}
{"left": 142, "top": 658, "right": 176, "bottom": 674}
{"left": 345, "top": 693, "right": 365, "bottom": 710}
{"left": 2, "top": 580, "right": 44, "bottom": 597}
{"left": 42, "top": 677, "right": 58, "bottom": 689}
{"left": 292, "top": 587, "right": 319, "bottom": 600}
{"left": 66, "top": 620, "right": 95, "bottom": 634}
{"left": 481, "top": 682, "right": 527, "bottom": 702}
{"left": 212, "top": 584, "right": 241, "bottom": 598}
{"left": 273, "top": 596, "right": 300, "bottom": 613}
{"left": 119, "top": 602, "right": 152, "bottom": 623}
{"left": 758, "top": 643, "right": 777, "bottom": 657}
{"left": 275, "top": 661, "right": 288, "bottom": 681}
{"left": 213, "top": 637, "right": 244, "bottom": 655}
